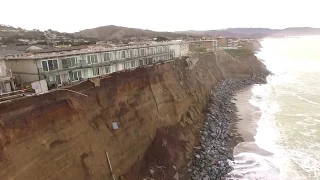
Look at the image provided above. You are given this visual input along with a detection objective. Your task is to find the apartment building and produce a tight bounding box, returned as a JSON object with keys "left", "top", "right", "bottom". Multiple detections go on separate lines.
{"left": 189, "top": 40, "right": 215, "bottom": 51}
{"left": 4, "top": 42, "right": 189, "bottom": 88}
{"left": 215, "top": 37, "right": 239, "bottom": 50}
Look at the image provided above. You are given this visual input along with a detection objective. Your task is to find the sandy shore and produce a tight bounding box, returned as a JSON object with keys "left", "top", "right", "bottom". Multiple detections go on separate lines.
{"left": 233, "top": 86, "right": 259, "bottom": 142}
{"left": 232, "top": 86, "right": 273, "bottom": 156}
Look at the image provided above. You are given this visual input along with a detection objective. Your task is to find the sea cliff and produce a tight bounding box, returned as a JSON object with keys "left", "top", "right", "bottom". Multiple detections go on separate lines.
{"left": 0, "top": 46, "right": 266, "bottom": 180}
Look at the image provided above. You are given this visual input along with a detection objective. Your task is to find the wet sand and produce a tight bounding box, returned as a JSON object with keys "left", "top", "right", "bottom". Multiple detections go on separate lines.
{"left": 232, "top": 86, "right": 273, "bottom": 156}
{"left": 233, "top": 86, "right": 259, "bottom": 141}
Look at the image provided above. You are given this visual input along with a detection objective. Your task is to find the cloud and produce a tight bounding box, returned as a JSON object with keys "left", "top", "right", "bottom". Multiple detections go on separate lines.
{"left": 0, "top": 0, "right": 319, "bottom": 32}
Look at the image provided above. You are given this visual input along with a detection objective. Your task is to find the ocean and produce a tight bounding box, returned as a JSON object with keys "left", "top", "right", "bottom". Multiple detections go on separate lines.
{"left": 228, "top": 36, "right": 320, "bottom": 180}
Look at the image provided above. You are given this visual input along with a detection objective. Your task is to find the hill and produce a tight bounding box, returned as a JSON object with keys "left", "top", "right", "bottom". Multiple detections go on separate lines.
{"left": 177, "top": 27, "right": 320, "bottom": 38}
{"left": 0, "top": 25, "right": 96, "bottom": 46}
{"left": 73, "top": 25, "right": 189, "bottom": 40}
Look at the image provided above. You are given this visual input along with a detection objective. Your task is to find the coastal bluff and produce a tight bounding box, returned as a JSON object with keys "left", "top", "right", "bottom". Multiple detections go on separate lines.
{"left": 0, "top": 48, "right": 264, "bottom": 180}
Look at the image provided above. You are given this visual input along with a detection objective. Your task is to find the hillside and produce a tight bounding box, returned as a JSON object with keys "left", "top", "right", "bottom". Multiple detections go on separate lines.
{"left": 177, "top": 27, "right": 320, "bottom": 38}
{"left": 73, "top": 25, "right": 189, "bottom": 40}
{"left": 0, "top": 25, "right": 96, "bottom": 45}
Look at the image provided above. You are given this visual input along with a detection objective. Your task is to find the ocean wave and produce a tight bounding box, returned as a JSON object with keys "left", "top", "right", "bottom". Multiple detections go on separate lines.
{"left": 227, "top": 151, "right": 280, "bottom": 180}
{"left": 228, "top": 82, "right": 283, "bottom": 179}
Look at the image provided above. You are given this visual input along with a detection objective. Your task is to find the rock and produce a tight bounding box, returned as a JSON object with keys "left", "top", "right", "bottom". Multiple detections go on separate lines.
{"left": 149, "top": 169, "right": 154, "bottom": 175}
{"left": 184, "top": 116, "right": 194, "bottom": 125}
{"left": 187, "top": 109, "right": 195, "bottom": 120}
{"left": 187, "top": 68, "right": 270, "bottom": 179}
{"left": 187, "top": 161, "right": 192, "bottom": 167}
{"left": 194, "top": 146, "right": 201, "bottom": 150}
{"left": 180, "top": 121, "right": 186, "bottom": 127}
{"left": 162, "top": 138, "right": 167, "bottom": 146}
{"left": 173, "top": 172, "right": 179, "bottom": 180}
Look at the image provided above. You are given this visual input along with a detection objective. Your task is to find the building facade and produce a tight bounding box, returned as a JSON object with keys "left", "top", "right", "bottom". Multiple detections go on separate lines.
{"left": 215, "top": 37, "right": 239, "bottom": 50}
{"left": 4, "top": 42, "right": 189, "bottom": 88}
{"left": 189, "top": 40, "right": 215, "bottom": 51}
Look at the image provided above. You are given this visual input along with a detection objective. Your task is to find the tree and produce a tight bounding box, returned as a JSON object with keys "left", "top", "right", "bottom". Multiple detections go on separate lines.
{"left": 155, "top": 36, "right": 169, "bottom": 42}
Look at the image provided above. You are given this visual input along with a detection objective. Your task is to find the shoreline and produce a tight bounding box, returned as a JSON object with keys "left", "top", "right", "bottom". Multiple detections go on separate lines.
{"left": 188, "top": 66, "right": 270, "bottom": 179}
{"left": 231, "top": 86, "right": 273, "bottom": 157}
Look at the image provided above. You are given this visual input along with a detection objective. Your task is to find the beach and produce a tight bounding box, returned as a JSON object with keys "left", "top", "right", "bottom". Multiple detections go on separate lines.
{"left": 232, "top": 86, "right": 272, "bottom": 156}
{"left": 188, "top": 65, "right": 270, "bottom": 179}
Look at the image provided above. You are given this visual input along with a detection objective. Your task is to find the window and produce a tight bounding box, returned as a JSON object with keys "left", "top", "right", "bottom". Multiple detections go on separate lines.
{"left": 124, "top": 61, "right": 130, "bottom": 69}
{"left": 41, "top": 59, "right": 58, "bottom": 71}
{"left": 149, "top": 48, "right": 153, "bottom": 55}
{"left": 105, "top": 66, "right": 110, "bottom": 74}
{"left": 49, "top": 74, "right": 61, "bottom": 84}
{"left": 104, "top": 53, "right": 112, "bottom": 61}
{"left": 62, "top": 57, "right": 77, "bottom": 69}
{"left": 92, "top": 67, "right": 100, "bottom": 76}
{"left": 131, "top": 60, "right": 136, "bottom": 68}
{"left": 87, "top": 54, "right": 98, "bottom": 64}
{"left": 69, "top": 70, "right": 82, "bottom": 81}
{"left": 129, "top": 49, "right": 135, "bottom": 58}
{"left": 121, "top": 51, "right": 126, "bottom": 59}
{"left": 110, "top": 65, "right": 117, "bottom": 73}
{"left": 139, "top": 59, "right": 144, "bottom": 66}
{"left": 140, "top": 48, "right": 146, "bottom": 56}
{"left": 114, "top": 51, "right": 121, "bottom": 60}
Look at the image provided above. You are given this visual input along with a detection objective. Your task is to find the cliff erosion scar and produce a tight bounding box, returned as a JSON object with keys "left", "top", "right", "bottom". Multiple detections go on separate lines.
{"left": 0, "top": 48, "right": 264, "bottom": 180}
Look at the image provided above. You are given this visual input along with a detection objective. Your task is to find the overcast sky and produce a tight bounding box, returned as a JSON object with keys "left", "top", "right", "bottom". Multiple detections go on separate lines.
{"left": 0, "top": 0, "right": 319, "bottom": 33}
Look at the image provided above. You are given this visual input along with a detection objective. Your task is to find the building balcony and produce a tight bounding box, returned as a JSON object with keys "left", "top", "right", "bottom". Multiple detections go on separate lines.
{"left": 38, "top": 50, "right": 175, "bottom": 75}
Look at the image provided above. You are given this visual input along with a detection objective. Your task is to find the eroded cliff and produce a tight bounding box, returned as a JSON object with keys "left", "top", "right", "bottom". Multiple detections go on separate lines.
{"left": 0, "top": 51, "right": 263, "bottom": 180}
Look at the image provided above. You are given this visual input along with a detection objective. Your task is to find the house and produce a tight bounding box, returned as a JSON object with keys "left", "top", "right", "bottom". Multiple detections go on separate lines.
{"left": 189, "top": 40, "right": 215, "bottom": 51}
{"left": 3, "top": 42, "right": 189, "bottom": 89}
{"left": 215, "top": 36, "right": 239, "bottom": 50}
{"left": 216, "top": 36, "right": 228, "bottom": 48}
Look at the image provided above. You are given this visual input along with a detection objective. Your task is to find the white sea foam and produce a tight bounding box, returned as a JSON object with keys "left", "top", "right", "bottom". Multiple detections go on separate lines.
{"left": 228, "top": 80, "right": 283, "bottom": 180}
{"left": 229, "top": 37, "right": 320, "bottom": 180}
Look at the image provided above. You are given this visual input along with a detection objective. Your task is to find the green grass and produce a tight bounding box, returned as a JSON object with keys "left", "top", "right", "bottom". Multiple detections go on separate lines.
{"left": 224, "top": 48, "right": 253, "bottom": 58}
{"left": 194, "top": 47, "right": 207, "bottom": 52}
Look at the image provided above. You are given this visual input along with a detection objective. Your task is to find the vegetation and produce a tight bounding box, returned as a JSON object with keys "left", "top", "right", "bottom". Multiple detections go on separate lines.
{"left": 155, "top": 36, "right": 169, "bottom": 42}
{"left": 224, "top": 48, "right": 253, "bottom": 58}
{"left": 73, "top": 25, "right": 190, "bottom": 40}
{"left": 194, "top": 47, "right": 208, "bottom": 52}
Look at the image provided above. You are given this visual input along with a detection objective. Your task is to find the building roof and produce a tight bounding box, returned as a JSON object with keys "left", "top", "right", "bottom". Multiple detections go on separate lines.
{"left": 26, "top": 46, "right": 43, "bottom": 52}
{"left": 0, "top": 45, "right": 54, "bottom": 59}
{"left": 27, "top": 46, "right": 87, "bottom": 54}
{"left": 4, "top": 41, "right": 189, "bottom": 61}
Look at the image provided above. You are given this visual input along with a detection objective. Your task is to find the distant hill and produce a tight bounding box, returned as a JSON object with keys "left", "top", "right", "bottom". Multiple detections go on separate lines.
{"left": 3, "top": 24, "right": 320, "bottom": 46}
{"left": 0, "top": 25, "right": 96, "bottom": 46}
{"left": 177, "top": 27, "right": 320, "bottom": 38}
{"left": 73, "top": 25, "right": 190, "bottom": 40}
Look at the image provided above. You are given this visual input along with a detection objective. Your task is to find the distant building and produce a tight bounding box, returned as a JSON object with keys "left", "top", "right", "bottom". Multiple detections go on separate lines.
{"left": 189, "top": 40, "right": 215, "bottom": 51}
{"left": 216, "top": 36, "right": 228, "bottom": 48}
{"left": 215, "top": 36, "right": 239, "bottom": 50}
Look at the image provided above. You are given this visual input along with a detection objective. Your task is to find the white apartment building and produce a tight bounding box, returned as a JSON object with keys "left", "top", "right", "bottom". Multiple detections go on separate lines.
{"left": 4, "top": 42, "right": 189, "bottom": 88}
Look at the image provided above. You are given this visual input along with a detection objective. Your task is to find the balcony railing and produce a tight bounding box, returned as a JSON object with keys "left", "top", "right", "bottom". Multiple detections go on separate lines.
{"left": 38, "top": 50, "right": 175, "bottom": 74}
{"left": 38, "top": 67, "right": 59, "bottom": 73}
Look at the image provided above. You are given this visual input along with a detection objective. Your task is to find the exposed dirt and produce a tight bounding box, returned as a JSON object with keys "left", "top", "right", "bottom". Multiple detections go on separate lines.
{"left": 0, "top": 52, "right": 259, "bottom": 180}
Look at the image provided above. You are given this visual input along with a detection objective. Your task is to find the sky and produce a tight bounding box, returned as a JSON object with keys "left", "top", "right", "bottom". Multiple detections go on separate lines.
{"left": 0, "top": 0, "right": 319, "bottom": 33}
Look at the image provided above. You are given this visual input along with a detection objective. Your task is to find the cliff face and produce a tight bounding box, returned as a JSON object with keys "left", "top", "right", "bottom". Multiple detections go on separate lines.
{"left": 0, "top": 51, "right": 261, "bottom": 180}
